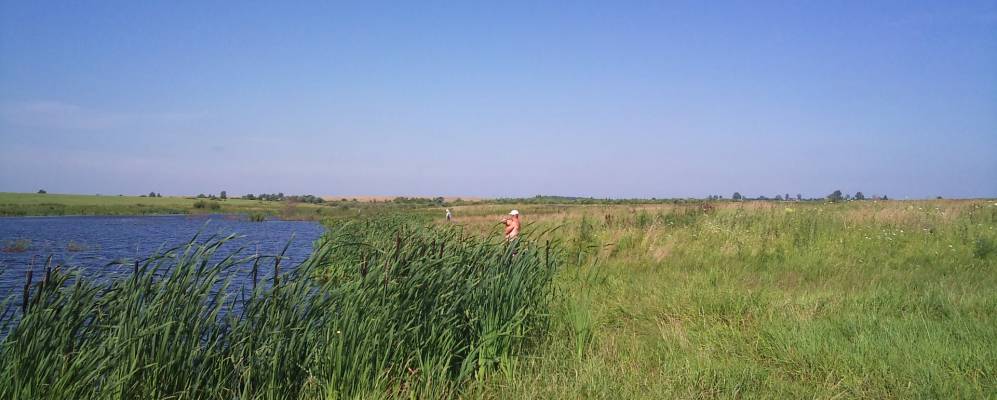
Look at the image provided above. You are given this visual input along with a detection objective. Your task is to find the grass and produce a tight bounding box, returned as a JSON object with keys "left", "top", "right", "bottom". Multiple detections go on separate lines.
{"left": 0, "top": 216, "right": 560, "bottom": 399}
{"left": 0, "top": 192, "right": 454, "bottom": 220}
{"left": 453, "top": 200, "right": 997, "bottom": 398}
{"left": 1, "top": 197, "right": 994, "bottom": 398}
{"left": 0, "top": 192, "right": 332, "bottom": 219}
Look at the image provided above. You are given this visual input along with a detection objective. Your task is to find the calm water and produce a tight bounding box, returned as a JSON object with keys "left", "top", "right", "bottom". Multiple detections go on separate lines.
{"left": 0, "top": 215, "right": 325, "bottom": 302}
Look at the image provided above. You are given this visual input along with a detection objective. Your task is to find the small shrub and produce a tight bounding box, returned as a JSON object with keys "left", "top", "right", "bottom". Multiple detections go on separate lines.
{"left": 193, "top": 200, "right": 221, "bottom": 210}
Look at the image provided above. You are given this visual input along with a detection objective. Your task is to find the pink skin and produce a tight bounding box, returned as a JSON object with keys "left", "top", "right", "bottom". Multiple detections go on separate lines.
{"left": 502, "top": 214, "right": 520, "bottom": 239}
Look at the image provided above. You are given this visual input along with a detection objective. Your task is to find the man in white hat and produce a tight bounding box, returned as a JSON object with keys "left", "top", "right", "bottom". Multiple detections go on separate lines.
{"left": 502, "top": 210, "right": 521, "bottom": 240}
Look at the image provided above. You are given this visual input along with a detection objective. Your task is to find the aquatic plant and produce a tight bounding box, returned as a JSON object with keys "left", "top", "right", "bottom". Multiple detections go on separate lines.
{"left": 65, "top": 240, "right": 86, "bottom": 252}
{"left": 1, "top": 239, "right": 30, "bottom": 253}
{"left": 0, "top": 218, "right": 560, "bottom": 399}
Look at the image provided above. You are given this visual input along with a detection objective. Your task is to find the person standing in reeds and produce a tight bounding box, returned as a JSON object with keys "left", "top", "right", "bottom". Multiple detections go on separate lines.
{"left": 446, "top": 208, "right": 452, "bottom": 222}
{"left": 502, "top": 209, "right": 521, "bottom": 241}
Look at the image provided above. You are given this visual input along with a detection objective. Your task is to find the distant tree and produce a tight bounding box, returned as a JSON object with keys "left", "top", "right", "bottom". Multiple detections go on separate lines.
{"left": 936, "top": 196, "right": 943, "bottom": 199}
{"left": 149, "top": 191, "right": 156, "bottom": 198}
{"left": 845, "top": 194, "right": 851, "bottom": 201}
{"left": 775, "top": 194, "right": 783, "bottom": 201}
{"left": 882, "top": 194, "right": 888, "bottom": 200}
{"left": 433, "top": 196, "right": 445, "bottom": 206}
{"left": 732, "top": 192, "right": 743, "bottom": 201}
{"left": 37, "top": 189, "right": 46, "bottom": 194}
{"left": 855, "top": 192, "right": 865, "bottom": 200}
{"left": 785, "top": 194, "right": 790, "bottom": 201}
{"left": 827, "top": 190, "right": 844, "bottom": 203}
{"left": 220, "top": 191, "right": 227, "bottom": 200}
{"left": 243, "top": 194, "right": 256, "bottom": 200}
{"left": 197, "top": 193, "right": 206, "bottom": 198}
{"left": 796, "top": 194, "right": 802, "bottom": 201}
{"left": 758, "top": 195, "right": 769, "bottom": 200}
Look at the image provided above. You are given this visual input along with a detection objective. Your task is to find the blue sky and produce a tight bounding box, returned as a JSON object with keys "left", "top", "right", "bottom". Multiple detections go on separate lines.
{"left": 1, "top": 1, "right": 995, "bottom": 199}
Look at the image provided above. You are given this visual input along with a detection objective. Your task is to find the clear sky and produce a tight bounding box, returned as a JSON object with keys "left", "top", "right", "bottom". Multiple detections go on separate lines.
{"left": 1, "top": 1, "right": 995, "bottom": 199}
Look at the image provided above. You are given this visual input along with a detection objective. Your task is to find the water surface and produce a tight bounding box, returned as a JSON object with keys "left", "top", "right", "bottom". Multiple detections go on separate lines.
{"left": 0, "top": 214, "right": 324, "bottom": 302}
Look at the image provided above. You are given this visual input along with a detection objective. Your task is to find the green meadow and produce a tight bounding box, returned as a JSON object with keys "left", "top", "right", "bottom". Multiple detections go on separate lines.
{"left": 0, "top": 192, "right": 331, "bottom": 219}
{"left": 456, "top": 200, "right": 997, "bottom": 398}
{"left": 1, "top": 197, "right": 995, "bottom": 398}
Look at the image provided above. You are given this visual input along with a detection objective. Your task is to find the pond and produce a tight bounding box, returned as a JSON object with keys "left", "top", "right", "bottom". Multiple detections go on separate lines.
{"left": 0, "top": 215, "right": 325, "bottom": 303}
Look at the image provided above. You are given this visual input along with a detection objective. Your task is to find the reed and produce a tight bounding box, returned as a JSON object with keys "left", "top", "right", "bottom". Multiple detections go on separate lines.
{"left": 0, "top": 217, "right": 560, "bottom": 399}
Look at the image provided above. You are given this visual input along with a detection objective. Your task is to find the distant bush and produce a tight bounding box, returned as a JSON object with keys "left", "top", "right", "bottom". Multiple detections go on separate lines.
{"left": 193, "top": 200, "right": 221, "bottom": 210}
{"left": 247, "top": 193, "right": 324, "bottom": 204}
{"left": 37, "top": 189, "right": 46, "bottom": 194}
{"left": 287, "top": 194, "right": 324, "bottom": 204}
{"left": 253, "top": 193, "right": 285, "bottom": 201}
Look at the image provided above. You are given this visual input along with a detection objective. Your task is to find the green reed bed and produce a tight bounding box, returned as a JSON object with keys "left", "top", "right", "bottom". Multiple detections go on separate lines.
{"left": 0, "top": 218, "right": 559, "bottom": 399}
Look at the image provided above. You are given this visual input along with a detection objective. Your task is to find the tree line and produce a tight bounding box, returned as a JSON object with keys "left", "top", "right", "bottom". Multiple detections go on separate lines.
{"left": 724, "top": 191, "right": 887, "bottom": 202}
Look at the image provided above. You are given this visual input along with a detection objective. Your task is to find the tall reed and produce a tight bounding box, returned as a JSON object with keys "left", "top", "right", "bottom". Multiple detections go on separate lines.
{"left": 0, "top": 217, "right": 559, "bottom": 399}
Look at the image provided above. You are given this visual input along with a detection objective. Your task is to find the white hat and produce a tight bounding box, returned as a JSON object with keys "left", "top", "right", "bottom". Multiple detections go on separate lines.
{"left": 509, "top": 210, "right": 519, "bottom": 215}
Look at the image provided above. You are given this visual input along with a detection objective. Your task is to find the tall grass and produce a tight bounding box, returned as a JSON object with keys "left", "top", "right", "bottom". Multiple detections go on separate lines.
{"left": 0, "top": 218, "right": 560, "bottom": 399}
{"left": 466, "top": 200, "right": 997, "bottom": 398}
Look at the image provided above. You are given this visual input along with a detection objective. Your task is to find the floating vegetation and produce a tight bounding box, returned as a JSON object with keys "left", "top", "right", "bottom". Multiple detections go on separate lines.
{"left": 66, "top": 240, "right": 87, "bottom": 252}
{"left": 1, "top": 239, "right": 31, "bottom": 253}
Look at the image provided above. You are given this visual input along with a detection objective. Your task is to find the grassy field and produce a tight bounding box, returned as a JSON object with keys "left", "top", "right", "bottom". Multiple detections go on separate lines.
{"left": 445, "top": 200, "right": 997, "bottom": 398}
{"left": 2, "top": 197, "right": 995, "bottom": 398}
{"left": 0, "top": 192, "right": 335, "bottom": 219}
